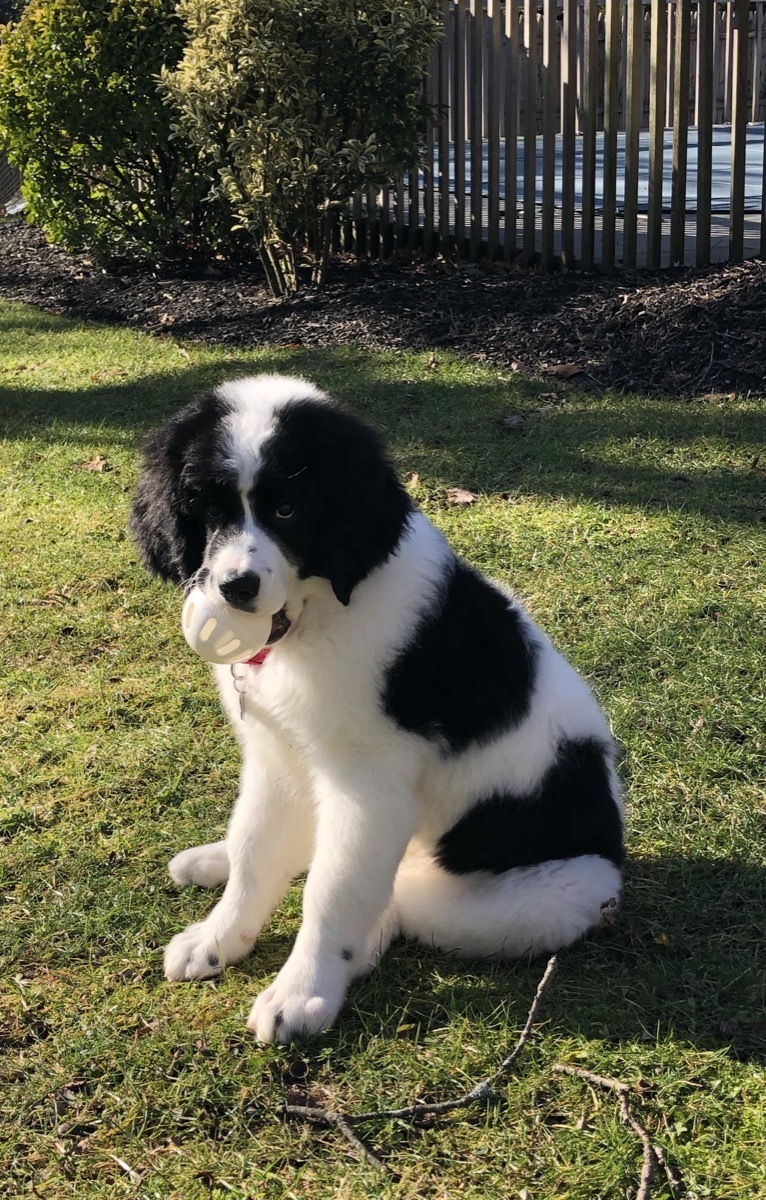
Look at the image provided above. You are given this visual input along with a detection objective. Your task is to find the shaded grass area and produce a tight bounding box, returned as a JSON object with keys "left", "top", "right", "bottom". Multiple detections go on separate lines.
{"left": 1, "top": 300, "right": 765, "bottom": 1198}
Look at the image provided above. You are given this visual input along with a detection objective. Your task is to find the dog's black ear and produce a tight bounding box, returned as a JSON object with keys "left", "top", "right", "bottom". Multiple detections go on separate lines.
{"left": 328, "top": 565, "right": 354, "bottom": 607}
{"left": 130, "top": 427, "right": 203, "bottom": 585}
{"left": 254, "top": 398, "right": 413, "bottom": 605}
{"left": 130, "top": 394, "right": 223, "bottom": 584}
{"left": 313, "top": 415, "right": 413, "bottom": 606}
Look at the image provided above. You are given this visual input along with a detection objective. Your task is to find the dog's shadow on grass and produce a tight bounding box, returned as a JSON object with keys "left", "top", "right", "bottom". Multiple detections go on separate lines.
{"left": 219, "top": 851, "right": 766, "bottom": 1070}
{"left": 2, "top": 330, "right": 764, "bottom": 529}
{"left": 441, "top": 850, "right": 764, "bottom": 1060}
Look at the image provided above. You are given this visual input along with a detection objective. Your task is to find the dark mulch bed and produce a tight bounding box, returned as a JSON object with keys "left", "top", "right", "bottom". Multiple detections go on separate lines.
{"left": 1, "top": 217, "right": 765, "bottom": 398}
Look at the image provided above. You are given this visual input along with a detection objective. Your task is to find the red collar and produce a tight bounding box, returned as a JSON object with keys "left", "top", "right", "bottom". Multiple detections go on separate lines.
{"left": 244, "top": 647, "right": 271, "bottom": 667}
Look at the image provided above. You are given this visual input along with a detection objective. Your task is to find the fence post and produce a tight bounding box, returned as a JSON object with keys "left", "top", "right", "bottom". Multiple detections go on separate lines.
{"left": 438, "top": 0, "right": 452, "bottom": 253}
{"left": 723, "top": 0, "right": 734, "bottom": 120}
{"left": 424, "top": 48, "right": 436, "bottom": 255}
{"left": 753, "top": 3, "right": 765, "bottom": 125}
{"left": 670, "top": 0, "right": 691, "bottom": 266}
{"left": 504, "top": 0, "right": 520, "bottom": 261}
{"left": 522, "top": 0, "right": 539, "bottom": 265}
{"left": 696, "top": 0, "right": 714, "bottom": 265}
{"left": 581, "top": 0, "right": 599, "bottom": 269}
{"left": 647, "top": 0, "right": 668, "bottom": 268}
{"left": 453, "top": 0, "right": 468, "bottom": 254}
{"left": 470, "top": 0, "right": 484, "bottom": 260}
{"left": 541, "top": 0, "right": 558, "bottom": 269}
{"left": 487, "top": 0, "right": 503, "bottom": 258}
{"left": 729, "top": 0, "right": 749, "bottom": 261}
{"left": 560, "top": 0, "right": 577, "bottom": 268}
{"left": 602, "top": 0, "right": 622, "bottom": 269}
{"left": 623, "top": 0, "right": 644, "bottom": 267}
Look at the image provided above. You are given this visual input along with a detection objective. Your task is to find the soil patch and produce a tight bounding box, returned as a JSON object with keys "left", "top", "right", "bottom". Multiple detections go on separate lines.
{"left": 1, "top": 217, "right": 764, "bottom": 398}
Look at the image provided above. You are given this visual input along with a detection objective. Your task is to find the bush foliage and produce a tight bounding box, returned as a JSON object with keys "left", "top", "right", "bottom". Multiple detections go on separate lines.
{"left": 0, "top": 0, "right": 230, "bottom": 260}
{"left": 163, "top": 0, "right": 441, "bottom": 293}
{"left": 0, "top": 2, "right": 26, "bottom": 23}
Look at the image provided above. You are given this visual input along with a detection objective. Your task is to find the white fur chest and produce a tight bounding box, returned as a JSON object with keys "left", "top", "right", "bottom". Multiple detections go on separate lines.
{"left": 213, "top": 513, "right": 452, "bottom": 761}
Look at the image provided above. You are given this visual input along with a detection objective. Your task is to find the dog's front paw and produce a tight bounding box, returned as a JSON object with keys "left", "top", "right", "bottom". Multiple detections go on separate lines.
{"left": 168, "top": 841, "right": 229, "bottom": 888}
{"left": 164, "top": 922, "right": 234, "bottom": 981}
{"left": 246, "top": 958, "right": 346, "bottom": 1043}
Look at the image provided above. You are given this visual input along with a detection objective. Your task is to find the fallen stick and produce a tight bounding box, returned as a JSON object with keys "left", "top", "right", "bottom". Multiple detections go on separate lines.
{"left": 283, "top": 954, "right": 559, "bottom": 1168}
{"left": 551, "top": 1063, "right": 685, "bottom": 1200}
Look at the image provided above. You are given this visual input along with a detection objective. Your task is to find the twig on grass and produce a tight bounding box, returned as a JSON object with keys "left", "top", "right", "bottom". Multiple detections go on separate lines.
{"left": 354, "top": 953, "right": 559, "bottom": 1124}
{"left": 283, "top": 1104, "right": 391, "bottom": 1174}
{"left": 283, "top": 958, "right": 686, "bottom": 1196}
{"left": 283, "top": 955, "right": 558, "bottom": 1169}
{"left": 551, "top": 1063, "right": 685, "bottom": 1200}
{"left": 652, "top": 1139, "right": 687, "bottom": 1197}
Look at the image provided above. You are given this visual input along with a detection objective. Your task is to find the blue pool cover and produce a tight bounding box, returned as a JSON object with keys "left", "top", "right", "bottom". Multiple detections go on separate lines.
{"left": 444, "top": 123, "right": 765, "bottom": 213}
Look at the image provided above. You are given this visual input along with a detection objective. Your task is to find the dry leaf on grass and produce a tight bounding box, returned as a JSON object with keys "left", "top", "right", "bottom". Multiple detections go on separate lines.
{"left": 406, "top": 472, "right": 420, "bottom": 488}
{"left": 541, "top": 362, "right": 584, "bottom": 379}
{"left": 75, "top": 455, "right": 111, "bottom": 473}
{"left": 90, "top": 369, "right": 127, "bottom": 382}
{"left": 446, "top": 487, "right": 478, "bottom": 506}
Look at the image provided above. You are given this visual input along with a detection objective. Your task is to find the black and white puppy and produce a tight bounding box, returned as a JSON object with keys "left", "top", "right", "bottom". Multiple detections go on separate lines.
{"left": 131, "top": 374, "right": 623, "bottom": 1043}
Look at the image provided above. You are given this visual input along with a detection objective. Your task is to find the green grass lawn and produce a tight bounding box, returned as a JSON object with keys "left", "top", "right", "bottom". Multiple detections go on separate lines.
{"left": 1, "top": 298, "right": 765, "bottom": 1199}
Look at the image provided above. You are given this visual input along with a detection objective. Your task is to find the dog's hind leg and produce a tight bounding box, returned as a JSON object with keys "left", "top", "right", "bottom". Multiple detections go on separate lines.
{"left": 393, "top": 848, "right": 621, "bottom": 959}
{"left": 168, "top": 840, "right": 230, "bottom": 888}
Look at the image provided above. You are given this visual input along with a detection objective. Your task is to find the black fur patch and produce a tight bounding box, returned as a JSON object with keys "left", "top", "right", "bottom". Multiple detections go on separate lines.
{"left": 435, "top": 737, "right": 624, "bottom": 874}
{"left": 130, "top": 390, "right": 241, "bottom": 584}
{"left": 250, "top": 400, "right": 412, "bottom": 604}
{"left": 382, "top": 560, "right": 537, "bottom": 753}
{"left": 340, "top": 948, "right": 353, "bottom": 962}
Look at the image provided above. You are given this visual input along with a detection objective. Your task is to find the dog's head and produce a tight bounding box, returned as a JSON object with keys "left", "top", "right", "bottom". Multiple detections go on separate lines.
{"left": 130, "top": 375, "right": 412, "bottom": 638}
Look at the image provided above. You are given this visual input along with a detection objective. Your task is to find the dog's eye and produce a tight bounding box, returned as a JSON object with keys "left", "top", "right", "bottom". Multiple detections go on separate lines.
{"left": 205, "top": 503, "right": 225, "bottom": 523}
{"left": 275, "top": 501, "right": 295, "bottom": 519}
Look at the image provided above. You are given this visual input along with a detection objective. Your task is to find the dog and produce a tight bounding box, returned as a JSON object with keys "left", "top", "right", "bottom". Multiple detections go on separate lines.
{"left": 131, "top": 374, "right": 623, "bottom": 1043}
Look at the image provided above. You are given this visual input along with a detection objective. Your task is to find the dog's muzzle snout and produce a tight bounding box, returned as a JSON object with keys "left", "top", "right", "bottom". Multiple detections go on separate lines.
{"left": 219, "top": 571, "right": 260, "bottom": 610}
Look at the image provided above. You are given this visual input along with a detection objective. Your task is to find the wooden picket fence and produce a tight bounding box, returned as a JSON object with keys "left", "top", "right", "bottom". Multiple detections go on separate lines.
{"left": 352, "top": 0, "right": 766, "bottom": 270}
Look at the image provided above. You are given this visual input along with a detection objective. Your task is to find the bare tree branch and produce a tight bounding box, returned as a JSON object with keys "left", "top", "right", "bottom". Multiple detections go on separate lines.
{"left": 551, "top": 1063, "right": 686, "bottom": 1200}
{"left": 283, "top": 958, "right": 685, "bottom": 1198}
{"left": 283, "top": 1103, "right": 391, "bottom": 1174}
{"left": 283, "top": 955, "right": 559, "bottom": 1168}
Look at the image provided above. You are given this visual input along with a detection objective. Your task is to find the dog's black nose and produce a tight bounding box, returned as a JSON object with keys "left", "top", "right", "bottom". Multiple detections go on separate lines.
{"left": 219, "top": 571, "right": 260, "bottom": 609}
